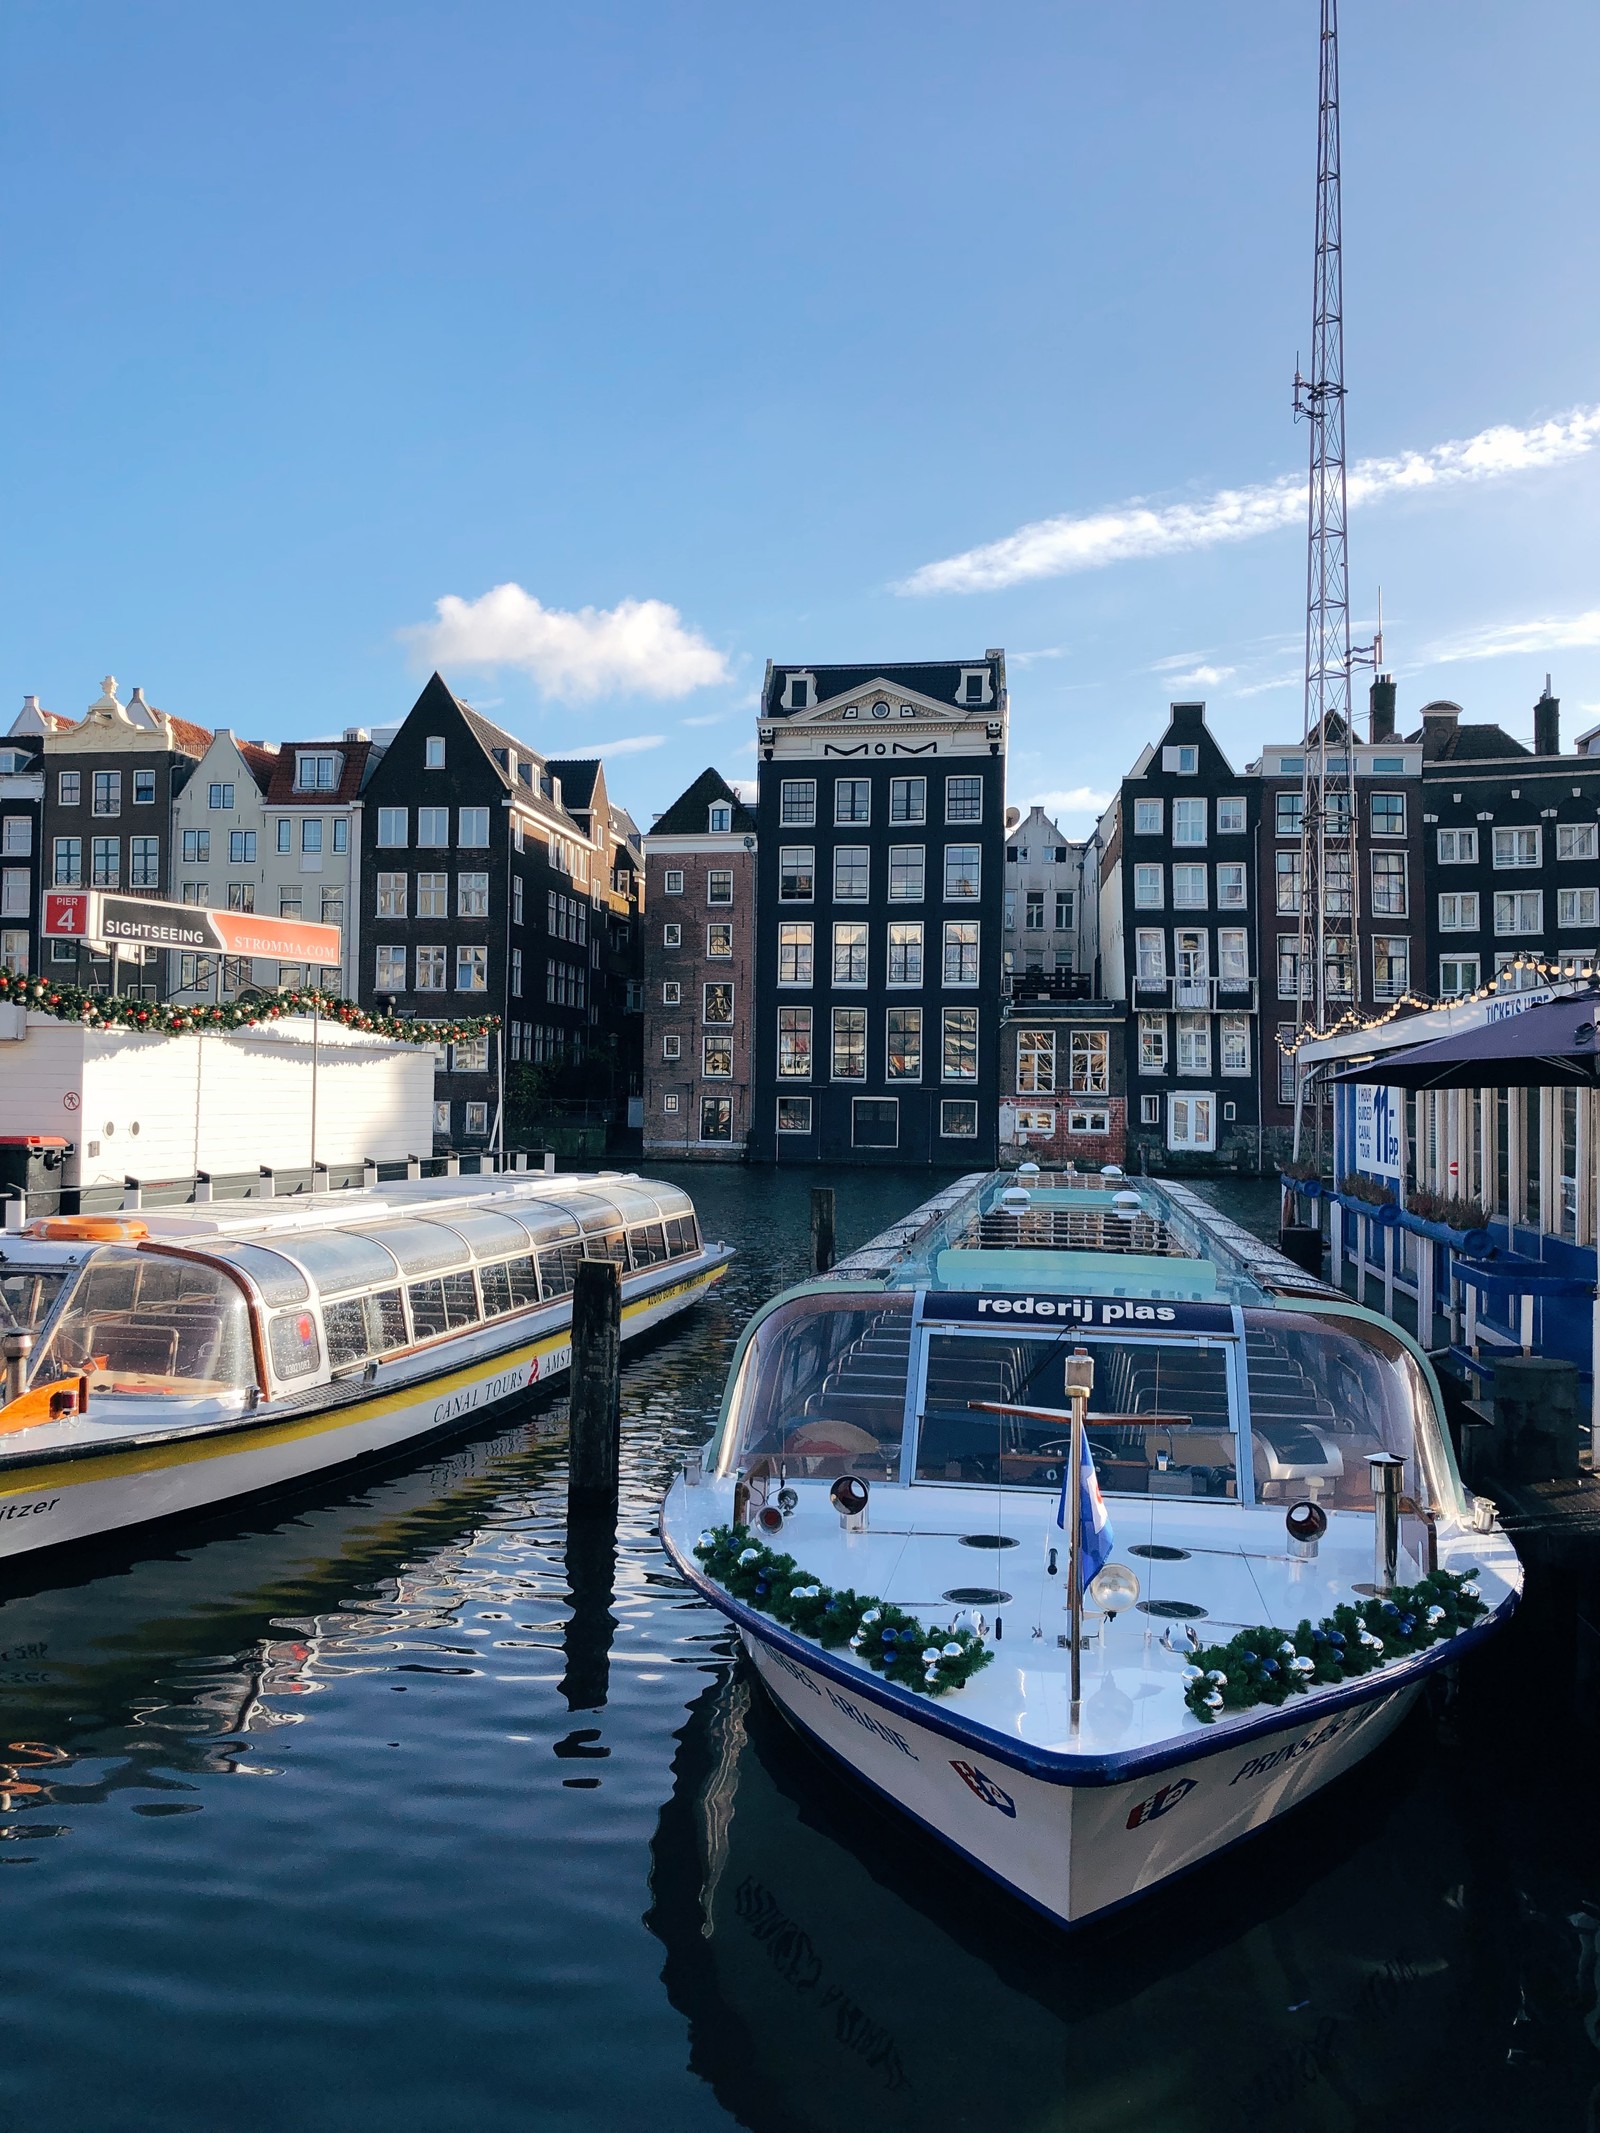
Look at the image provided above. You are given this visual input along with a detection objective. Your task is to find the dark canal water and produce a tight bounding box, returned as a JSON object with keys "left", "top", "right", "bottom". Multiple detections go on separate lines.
{"left": 1, "top": 1167, "right": 1597, "bottom": 2131}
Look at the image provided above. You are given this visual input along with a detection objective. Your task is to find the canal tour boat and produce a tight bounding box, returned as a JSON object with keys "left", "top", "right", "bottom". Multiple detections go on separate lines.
{"left": 0, "top": 1171, "right": 728, "bottom": 1565}
{"left": 659, "top": 1168, "right": 1522, "bottom": 1929}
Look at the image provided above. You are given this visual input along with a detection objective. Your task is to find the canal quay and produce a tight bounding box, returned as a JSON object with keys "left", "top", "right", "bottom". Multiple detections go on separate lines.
{"left": 0, "top": 1163, "right": 1588, "bottom": 2133}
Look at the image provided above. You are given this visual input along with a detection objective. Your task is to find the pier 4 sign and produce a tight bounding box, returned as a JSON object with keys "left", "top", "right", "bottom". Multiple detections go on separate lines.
{"left": 42, "top": 891, "right": 340, "bottom": 969}
{"left": 1353, "top": 1084, "right": 1403, "bottom": 1179}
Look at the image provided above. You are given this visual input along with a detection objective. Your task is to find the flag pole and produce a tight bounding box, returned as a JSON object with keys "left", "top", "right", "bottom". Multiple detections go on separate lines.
{"left": 1064, "top": 1346, "right": 1095, "bottom": 1724}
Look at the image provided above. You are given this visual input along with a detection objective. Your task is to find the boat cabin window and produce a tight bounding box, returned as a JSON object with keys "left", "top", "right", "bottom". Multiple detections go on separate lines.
{"left": 0, "top": 1266, "right": 72, "bottom": 1337}
{"left": 270, "top": 1308, "right": 321, "bottom": 1380}
{"left": 539, "top": 1244, "right": 584, "bottom": 1299}
{"left": 39, "top": 1251, "right": 258, "bottom": 1398}
{"left": 323, "top": 1289, "right": 407, "bottom": 1369}
{"left": 629, "top": 1222, "right": 669, "bottom": 1268}
{"left": 719, "top": 1292, "right": 914, "bottom": 1482}
{"left": 916, "top": 1332, "right": 1237, "bottom": 1498}
{"left": 206, "top": 1243, "right": 310, "bottom": 1306}
{"left": 358, "top": 1221, "right": 470, "bottom": 1278}
{"left": 407, "top": 1270, "right": 479, "bottom": 1341}
{"left": 1244, "top": 1309, "right": 1454, "bottom": 1515}
{"left": 282, "top": 1232, "right": 402, "bottom": 1300}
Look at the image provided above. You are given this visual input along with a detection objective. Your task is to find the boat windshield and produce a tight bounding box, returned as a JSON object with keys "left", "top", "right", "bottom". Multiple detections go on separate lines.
{"left": 0, "top": 1265, "right": 73, "bottom": 1337}
{"left": 719, "top": 1292, "right": 914, "bottom": 1482}
{"left": 33, "top": 1250, "right": 258, "bottom": 1400}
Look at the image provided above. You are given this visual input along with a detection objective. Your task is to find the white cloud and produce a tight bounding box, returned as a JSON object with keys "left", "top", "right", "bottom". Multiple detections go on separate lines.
{"left": 564, "top": 733, "right": 666, "bottom": 757}
{"left": 1150, "top": 651, "right": 1207, "bottom": 673}
{"left": 1010, "top": 646, "right": 1068, "bottom": 668}
{"left": 1160, "top": 663, "right": 1235, "bottom": 689}
{"left": 898, "top": 403, "right": 1600, "bottom": 596}
{"left": 681, "top": 711, "right": 731, "bottom": 727}
{"left": 1028, "top": 785, "right": 1112, "bottom": 823}
{"left": 1231, "top": 671, "right": 1303, "bottom": 699}
{"left": 1424, "top": 608, "right": 1600, "bottom": 665}
{"left": 402, "top": 582, "right": 731, "bottom": 700}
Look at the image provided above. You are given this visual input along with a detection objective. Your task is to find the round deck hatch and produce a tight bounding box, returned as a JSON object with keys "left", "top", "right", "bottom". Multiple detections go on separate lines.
{"left": 1136, "top": 1599, "right": 1209, "bottom": 1620}
{"left": 942, "top": 1587, "right": 1012, "bottom": 1605}
{"left": 958, "top": 1534, "right": 1019, "bottom": 1550}
{"left": 1128, "top": 1543, "right": 1191, "bottom": 1562}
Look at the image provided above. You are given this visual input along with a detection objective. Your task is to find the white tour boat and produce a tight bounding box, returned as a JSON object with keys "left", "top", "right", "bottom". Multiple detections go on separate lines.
{"left": 0, "top": 1171, "right": 729, "bottom": 1564}
{"left": 659, "top": 1168, "right": 1522, "bottom": 1929}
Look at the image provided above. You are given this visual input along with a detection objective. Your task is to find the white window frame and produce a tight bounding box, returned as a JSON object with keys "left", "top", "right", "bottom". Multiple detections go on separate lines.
{"left": 1133, "top": 798, "right": 1163, "bottom": 835}
{"left": 1167, "top": 1091, "right": 1216, "bottom": 1151}
{"left": 1558, "top": 886, "right": 1598, "bottom": 929}
{"left": 1436, "top": 827, "right": 1478, "bottom": 864}
{"left": 1133, "top": 864, "right": 1163, "bottom": 909}
{"left": 1171, "top": 797, "right": 1207, "bottom": 847}
{"left": 1557, "top": 822, "right": 1598, "bottom": 862}
{"left": 1438, "top": 892, "right": 1479, "bottom": 932}
{"left": 1492, "top": 826, "right": 1542, "bottom": 870}
{"left": 1494, "top": 890, "right": 1544, "bottom": 936}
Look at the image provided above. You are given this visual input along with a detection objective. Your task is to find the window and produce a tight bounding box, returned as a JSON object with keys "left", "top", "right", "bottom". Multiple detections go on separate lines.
{"left": 777, "top": 1096, "right": 813, "bottom": 1134}
{"left": 511, "top": 875, "right": 524, "bottom": 926}
{"left": 433, "top": 1100, "right": 452, "bottom": 1137}
{"left": 511, "top": 947, "right": 523, "bottom": 996}
{"left": 1054, "top": 891, "right": 1074, "bottom": 930}
{"left": 1275, "top": 791, "right": 1304, "bottom": 837}
{"left": 1558, "top": 823, "right": 1598, "bottom": 862}
{"left": 700, "top": 1097, "right": 733, "bottom": 1143}
{"left": 1138, "top": 1013, "right": 1167, "bottom": 1071}
{"left": 1069, "top": 1030, "right": 1109, "bottom": 1095}
{"left": 1437, "top": 827, "right": 1477, "bottom": 864}
{"left": 1017, "top": 1030, "right": 1055, "bottom": 1094}
{"left": 93, "top": 771, "right": 122, "bottom": 816}
{"left": 943, "top": 920, "right": 979, "bottom": 986}
{"left": 90, "top": 837, "right": 119, "bottom": 886}
{"left": 1134, "top": 864, "right": 1163, "bottom": 909}
{"left": 229, "top": 830, "right": 256, "bottom": 864}
{"left": 1163, "top": 744, "right": 1199, "bottom": 775}
{"left": 129, "top": 837, "right": 159, "bottom": 888}
{"left": 1324, "top": 940, "right": 1353, "bottom": 998}
{"left": 1217, "top": 796, "right": 1246, "bottom": 834}
{"left": 226, "top": 882, "right": 255, "bottom": 911}
{"left": 280, "top": 889, "right": 302, "bottom": 918}
{"left": 1172, "top": 864, "right": 1207, "bottom": 909}
{"left": 369, "top": 806, "right": 405, "bottom": 851}
{"left": 890, "top": 777, "right": 926, "bottom": 824}
{"left": 458, "top": 871, "right": 489, "bottom": 917}
{"left": 333, "top": 818, "right": 348, "bottom": 855}
{"left": 1172, "top": 797, "right": 1206, "bottom": 846}
{"left": 1372, "top": 936, "right": 1409, "bottom": 1000}
{"left": 1, "top": 816, "right": 29, "bottom": 857}
{"left": 707, "top": 868, "right": 733, "bottom": 905}
{"left": 779, "top": 847, "right": 815, "bottom": 900}
{"left": 937, "top": 1099, "right": 975, "bottom": 1139}
{"left": 703, "top": 1036, "right": 733, "bottom": 1078}
{"left": 1134, "top": 799, "right": 1163, "bottom": 835}
{"left": 294, "top": 753, "right": 338, "bottom": 791}
{"left": 424, "top": 737, "right": 446, "bottom": 770}
{"left": 403, "top": 871, "right": 442, "bottom": 922}
{"left": 886, "top": 1006, "right": 922, "bottom": 1079}
{"left": 833, "top": 847, "right": 869, "bottom": 901}
{"left": 886, "top": 920, "right": 923, "bottom": 986}
{"left": 457, "top": 1101, "right": 486, "bottom": 1138}
{"left": 835, "top": 780, "right": 871, "bottom": 825}
{"left": 1175, "top": 1013, "right": 1211, "bottom": 1074}
{"left": 944, "top": 846, "right": 981, "bottom": 899}
{"left": 133, "top": 770, "right": 155, "bottom": 805}
{"left": 417, "top": 807, "right": 449, "bottom": 848}
{"left": 663, "top": 980, "right": 682, "bottom": 1006}
{"left": 1217, "top": 928, "right": 1249, "bottom": 988}
{"left": 1004, "top": 891, "right": 1016, "bottom": 931}
{"left": 1220, "top": 1016, "right": 1249, "bottom": 1075}
{"left": 945, "top": 776, "right": 983, "bottom": 823}
{"left": 942, "top": 1006, "right": 978, "bottom": 1080}
{"left": 1559, "top": 887, "right": 1598, "bottom": 929}
{"left": 1494, "top": 891, "right": 1543, "bottom": 935}
{"left": 376, "top": 945, "right": 407, "bottom": 990}
{"left": 1135, "top": 929, "right": 1166, "bottom": 982}
{"left": 1216, "top": 863, "right": 1246, "bottom": 909}
{"left": 664, "top": 868, "right": 685, "bottom": 896}
{"left": 207, "top": 781, "right": 233, "bottom": 811}
{"left": 1495, "top": 953, "right": 1542, "bottom": 990}
{"left": 1370, "top": 851, "right": 1407, "bottom": 916}
{"left": 1440, "top": 955, "right": 1480, "bottom": 997}
{"left": 1370, "top": 792, "right": 1405, "bottom": 836}
{"left": 1439, "top": 891, "right": 1478, "bottom": 932}
{"left": 1493, "top": 827, "right": 1541, "bottom": 869}
{"left": 302, "top": 819, "right": 322, "bottom": 855}
{"left": 662, "top": 1032, "right": 682, "bottom": 1061}
{"left": 1168, "top": 1092, "right": 1216, "bottom": 1151}
{"left": 889, "top": 846, "right": 925, "bottom": 901}
{"left": 1140, "top": 1094, "right": 1162, "bottom": 1126}
{"left": 1, "top": 870, "right": 28, "bottom": 918}
{"left": 1067, "top": 1107, "right": 1110, "bottom": 1137}
{"left": 458, "top": 807, "right": 489, "bottom": 848}
{"left": 1324, "top": 849, "right": 1352, "bottom": 916}
{"left": 832, "top": 921, "right": 868, "bottom": 986}
{"left": 778, "top": 1007, "right": 813, "bottom": 1078}
{"left": 708, "top": 803, "right": 732, "bottom": 834}
{"left": 832, "top": 1006, "right": 866, "bottom": 1079}
{"left": 57, "top": 771, "right": 81, "bottom": 807}
{"left": 703, "top": 982, "right": 734, "bottom": 1026}
{"left": 1277, "top": 934, "right": 1303, "bottom": 1001}
{"left": 850, "top": 1097, "right": 898, "bottom": 1148}
{"left": 780, "top": 780, "right": 816, "bottom": 827}
{"left": 1175, "top": 929, "right": 1208, "bottom": 987}
{"left": 182, "top": 829, "right": 211, "bottom": 863}
{"left": 777, "top": 921, "right": 814, "bottom": 985}
{"left": 455, "top": 946, "right": 487, "bottom": 992}
{"left": 707, "top": 921, "right": 733, "bottom": 958}
{"left": 1025, "top": 891, "right": 1045, "bottom": 930}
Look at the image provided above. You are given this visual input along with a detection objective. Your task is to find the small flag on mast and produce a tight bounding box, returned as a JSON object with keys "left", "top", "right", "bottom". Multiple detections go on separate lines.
{"left": 1057, "top": 1429, "right": 1113, "bottom": 1593}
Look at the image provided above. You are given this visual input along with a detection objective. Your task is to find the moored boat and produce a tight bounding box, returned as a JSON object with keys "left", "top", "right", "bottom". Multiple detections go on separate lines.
{"left": 659, "top": 1167, "right": 1521, "bottom": 1928}
{"left": 0, "top": 1171, "right": 729, "bottom": 1563}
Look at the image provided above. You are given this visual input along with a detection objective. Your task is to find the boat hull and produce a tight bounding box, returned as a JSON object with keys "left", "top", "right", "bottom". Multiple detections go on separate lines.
{"left": 0, "top": 1257, "right": 725, "bottom": 1566}
{"left": 741, "top": 1623, "right": 1419, "bottom": 1928}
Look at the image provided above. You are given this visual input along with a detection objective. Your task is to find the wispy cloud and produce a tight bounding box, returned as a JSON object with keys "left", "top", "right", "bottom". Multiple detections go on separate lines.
{"left": 1029, "top": 785, "right": 1112, "bottom": 823}
{"left": 1150, "top": 651, "right": 1207, "bottom": 673}
{"left": 1010, "top": 646, "right": 1068, "bottom": 668}
{"left": 1160, "top": 663, "right": 1236, "bottom": 689}
{"left": 1232, "top": 671, "right": 1303, "bottom": 699}
{"left": 1425, "top": 608, "right": 1600, "bottom": 665}
{"left": 563, "top": 733, "right": 666, "bottom": 757}
{"left": 402, "top": 582, "right": 730, "bottom": 700}
{"left": 898, "top": 404, "right": 1600, "bottom": 596}
{"left": 680, "top": 711, "right": 731, "bottom": 727}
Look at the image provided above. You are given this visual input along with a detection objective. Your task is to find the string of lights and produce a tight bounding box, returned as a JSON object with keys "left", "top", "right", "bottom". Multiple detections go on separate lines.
{"left": 1276, "top": 951, "right": 1599, "bottom": 1055}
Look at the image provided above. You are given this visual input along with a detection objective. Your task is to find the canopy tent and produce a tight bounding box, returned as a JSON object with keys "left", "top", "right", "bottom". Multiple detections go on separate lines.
{"left": 1329, "top": 996, "right": 1600, "bottom": 1091}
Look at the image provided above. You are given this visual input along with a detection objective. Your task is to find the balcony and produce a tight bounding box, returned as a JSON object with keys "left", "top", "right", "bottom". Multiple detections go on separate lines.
{"left": 1006, "top": 970, "right": 1092, "bottom": 1002}
{"left": 1133, "top": 975, "right": 1259, "bottom": 1011}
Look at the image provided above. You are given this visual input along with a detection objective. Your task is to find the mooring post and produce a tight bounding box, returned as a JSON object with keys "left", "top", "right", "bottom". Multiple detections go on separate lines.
{"left": 811, "top": 1186, "right": 836, "bottom": 1274}
{"left": 569, "top": 1257, "right": 622, "bottom": 1511}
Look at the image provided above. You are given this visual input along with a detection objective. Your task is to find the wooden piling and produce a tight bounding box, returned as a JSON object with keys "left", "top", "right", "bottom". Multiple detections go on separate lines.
{"left": 568, "top": 1257, "right": 622, "bottom": 1509}
{"left": 811, "top": 1187, "right": 836, "bottom": 1274}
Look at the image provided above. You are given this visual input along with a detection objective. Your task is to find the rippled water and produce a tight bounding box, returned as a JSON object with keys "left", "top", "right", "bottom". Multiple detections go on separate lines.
{"left": 0, "top": 1166, "right": 1596, "bottom": 2132}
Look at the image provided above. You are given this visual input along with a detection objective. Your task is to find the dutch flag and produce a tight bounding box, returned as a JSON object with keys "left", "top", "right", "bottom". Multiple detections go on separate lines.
{"left": 1058, "top": 1430, "right": 1114, "bottom": 1593}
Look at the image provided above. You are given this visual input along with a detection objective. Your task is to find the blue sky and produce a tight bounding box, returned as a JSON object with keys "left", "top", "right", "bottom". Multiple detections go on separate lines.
{"left": 2, "top": 2, "right": 1596, "bottom": 830}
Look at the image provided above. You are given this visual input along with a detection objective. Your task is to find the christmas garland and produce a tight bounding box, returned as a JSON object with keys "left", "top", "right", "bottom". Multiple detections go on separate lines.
{"left": 1180, "top": 1568, "right": 1487, "bottom": 1724}
{"left": 0, "top": 967, "right": 498, "bottom": 1047}
{"left": 693, "top": 1525, "right": 993, "bottom": 1699}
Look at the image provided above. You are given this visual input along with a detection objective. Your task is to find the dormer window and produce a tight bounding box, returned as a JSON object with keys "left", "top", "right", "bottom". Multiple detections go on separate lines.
{"left": 708, "top": 802, "right": 732, "bottom": 835}
{"left": 424, "top": 736, "right": 446, "bottom": 770}
{"left": 296, "top": 752, "right": 340, "bottom": 792}
{"left": 783, "top": 672, "right": 815, "bottom": 713}
{"left": 1161, "top": 744, "right": 1199, "bottom": 775}
{"left": 958, "top": 668, "right": 992, "bottom": 707}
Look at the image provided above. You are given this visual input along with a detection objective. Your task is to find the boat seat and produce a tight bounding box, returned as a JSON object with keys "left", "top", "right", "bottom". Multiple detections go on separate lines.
{"left": 88, "top": 1318, "right": 179, "bottom": 1376}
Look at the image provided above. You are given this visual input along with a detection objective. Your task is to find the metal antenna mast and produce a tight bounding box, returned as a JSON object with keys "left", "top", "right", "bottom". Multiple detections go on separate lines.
{"left": 1291, "top": 0, "right": 1362, "bottom": 1154}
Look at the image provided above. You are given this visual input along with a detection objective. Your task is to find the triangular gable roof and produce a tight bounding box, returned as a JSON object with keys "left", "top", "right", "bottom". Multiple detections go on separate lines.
{"left": 650, "top": 765, "right": 757, "bottom": 837}
{"left": 801, "top": 673, "right": 981, "bottom": 725}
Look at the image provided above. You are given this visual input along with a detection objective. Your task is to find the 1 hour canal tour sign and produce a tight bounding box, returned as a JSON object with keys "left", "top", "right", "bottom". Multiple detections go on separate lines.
{"left": 42, "top": 890, "right": 341, "bottom": 969}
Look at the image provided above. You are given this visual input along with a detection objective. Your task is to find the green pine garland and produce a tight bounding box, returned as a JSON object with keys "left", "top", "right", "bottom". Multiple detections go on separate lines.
{"left": 0, "top": 965, "right": 498, "bottom": 1047}
{"left": 1180, "top": 1568, "right": 1487, "bottom": 1723}
{"left": 694, "top": 1524, "right": 994, "bottom": 1699}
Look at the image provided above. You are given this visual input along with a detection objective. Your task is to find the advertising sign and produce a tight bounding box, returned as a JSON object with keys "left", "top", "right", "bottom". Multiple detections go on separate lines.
{"left": 1353, "top": 1082, "right": 1404, "bottom": 1178}
{"left": 40, "top": 891, "right": 340, "bottom": 968}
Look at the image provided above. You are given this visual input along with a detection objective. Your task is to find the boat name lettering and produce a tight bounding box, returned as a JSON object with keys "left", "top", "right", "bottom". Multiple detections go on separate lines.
{"left": 0, "top": 1497, "right": 59, "bottom": 1524}
{"left": 925, "top": 1294, "right": 1234, "bottom": 1334}
{"left": 1230, "top": 1712, "right": 1356, "bottom": 1786}
{"left": 1126, "top": 1776, "right": 1196, "bottom": 1828}
{"left": 950, "top": 1760, "right": 1017, "bottom": 1816}
{"left": 825, "top": 1688, "right": 918, "bottom": 1759}
{"left": 766, "top": 1646, "right": 824, "bottom": 1697}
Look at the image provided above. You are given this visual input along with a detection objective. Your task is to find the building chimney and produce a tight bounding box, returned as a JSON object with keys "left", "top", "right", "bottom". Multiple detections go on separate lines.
{"left": 1370, "top": 672, "right": 1397, "bottom": 743}
{"left": 1534, "top": 676, "right": 1560, "bottom": 757}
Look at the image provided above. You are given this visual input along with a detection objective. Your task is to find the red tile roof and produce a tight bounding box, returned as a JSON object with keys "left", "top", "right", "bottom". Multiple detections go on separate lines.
{"left": 263, "top": 737, "right": 379, "bottom": 806}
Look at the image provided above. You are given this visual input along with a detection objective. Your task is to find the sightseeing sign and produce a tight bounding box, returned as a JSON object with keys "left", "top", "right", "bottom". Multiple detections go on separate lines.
{"left": 42, "top": 890, "right": 341, "bottom": 969}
